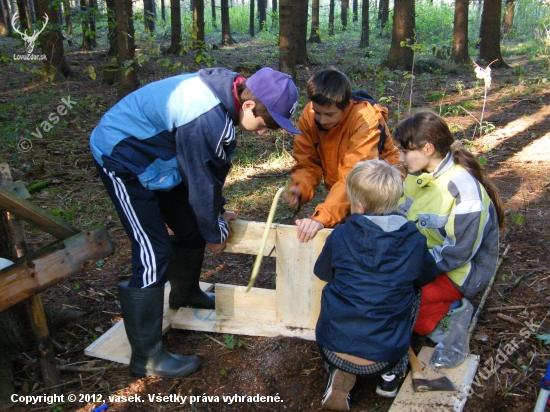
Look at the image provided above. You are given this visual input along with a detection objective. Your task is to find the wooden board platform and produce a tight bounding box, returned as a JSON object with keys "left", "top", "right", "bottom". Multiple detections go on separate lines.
{"left": 389, "top": 346, "right": 480, "bottom": 412}
{"left": 84, "top": 282, "right": 212, "bottom": 364}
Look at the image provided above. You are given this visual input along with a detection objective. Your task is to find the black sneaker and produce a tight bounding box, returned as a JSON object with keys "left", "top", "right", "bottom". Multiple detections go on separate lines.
{"left": 375, "top": 372, "right": 404, "bottom": 398}
{"left": 322, "top": 368, "right": 356, "bottom": 411}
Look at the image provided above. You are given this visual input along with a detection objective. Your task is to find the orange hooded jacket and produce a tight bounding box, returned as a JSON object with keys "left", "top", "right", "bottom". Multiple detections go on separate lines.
{"left": 290, "top": 97, "right": 401, "bottom": 228}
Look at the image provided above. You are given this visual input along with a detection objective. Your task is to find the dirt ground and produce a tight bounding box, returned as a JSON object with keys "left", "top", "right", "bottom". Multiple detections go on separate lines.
{"left": 1, "top": 32, "right": 550, "bottom": 412}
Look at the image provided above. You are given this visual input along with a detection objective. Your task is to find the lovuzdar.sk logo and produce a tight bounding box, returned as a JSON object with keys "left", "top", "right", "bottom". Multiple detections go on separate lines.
{"left": 12, "top": 11, "right": 48, "bottom": 60}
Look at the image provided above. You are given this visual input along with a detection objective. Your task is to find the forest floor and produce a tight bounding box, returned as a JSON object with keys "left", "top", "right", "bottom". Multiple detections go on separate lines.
{"left": 1, "top": 31, "right": 550, "bottom": 412}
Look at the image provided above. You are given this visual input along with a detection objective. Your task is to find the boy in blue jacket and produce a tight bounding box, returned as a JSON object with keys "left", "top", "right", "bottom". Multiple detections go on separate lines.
{"left": 315, "top": 159, "right": 437, "bottom": 411}
{"left": 90, "top": 67, "right": 300, "bottom": 379}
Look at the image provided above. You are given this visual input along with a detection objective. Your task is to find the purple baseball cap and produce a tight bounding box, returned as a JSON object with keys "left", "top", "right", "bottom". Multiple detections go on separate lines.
{"left": 246, "top": 67, "right": 301, "bottom": 134}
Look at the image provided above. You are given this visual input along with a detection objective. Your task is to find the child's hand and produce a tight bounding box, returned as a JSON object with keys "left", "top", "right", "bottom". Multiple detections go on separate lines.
{"left": 207, "top": 242, "right": 226, "bottom": 256}
{"left": 222, "top": 210, "right": 237, "bottom": 236}
{"left": 283, "top": 186, "right": 301, "bottom": 209}
{"left": 295, "top": 218, "right": 324, "bottom": 243}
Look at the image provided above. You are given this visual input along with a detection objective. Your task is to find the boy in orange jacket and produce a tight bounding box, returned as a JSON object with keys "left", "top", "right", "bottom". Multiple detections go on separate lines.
{"left": 283, "top": 68, "right": 401, "bottom": 242}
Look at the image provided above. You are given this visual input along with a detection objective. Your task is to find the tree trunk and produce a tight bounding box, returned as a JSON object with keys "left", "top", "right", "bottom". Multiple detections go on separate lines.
{"left": 502, "top": 0, "right": 516, "bottom": 35}
{"left": 36, "top": 0, "right": 70, "bottom": 80}
{"left": 279, "top": 0, "right": 298, "bottom": 78}
{"left": 193, "top": 0, "right": 204, "bottom": 43}
{"left": 115, "top": 0, "right": 138, "bottom": 99}
{"left": 328, "top": 0, "right": 334, "bottom": 36}
{"left": 106, "top": 0, "right": 117, "bottom": 56}
{"left": 377, "top": 0, "right": 389, "bottom": 35}
{"left": 249, "top": 0, "right": 254, "bottom": 36}
{"left": 144, "top": 0, "right": 156, "bottom": 32}
{"left": 359, "top": 0, "right": 369, "bottom": 49}
{"left": 479, "top": 0, "right": 508, "bottom": 68}
{"left": 352, "top": 0, "right": 357, "bottom": 22}
{"left": 166, "top": 0, "right": 181, "bottom": 54}
{"left": 295, "top": 0, "right": 307, "bottom": 64}
{"left": 90, "top": 0, "right": 97, "bottom": 46}
{"left": 451, "top": 0, "right": 469, "bottom": 64}
{"left": 79, "top": 0, "right": 95, "bottom": 49}
{"left": 0, "top": 0, "right": 12, "bottom": 35}
{"left": 210, "top": 0, "right": 216, "bottom": 29}
{"left": 271, "top": 0, "right": 277, "bottom": 30}
{"left": 221, "top": 0, "right": 235, "bottom": 44}
{"left": 62, "top": 0, "right": 71, "bottom": 35}
{"left": 341, "top": 0, "right": 348, "bottom": 31}
{"left": 382, "top": 0, "right": 414, "bottom": 71}
{"left": 308, "top": 0, "right": 321, "bottom": 43}
{"left": 161, "top": 0, "right": 165, "bottom": 21}
{"left": 258, "top": 0, "right": 266, "bottom": 32}
{"left": 16, "top": 0, "right": 31, "bottom": 31}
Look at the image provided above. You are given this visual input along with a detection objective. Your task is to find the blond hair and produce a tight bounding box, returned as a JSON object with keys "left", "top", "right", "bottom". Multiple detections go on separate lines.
{"left": 346, "top": 159, "right": 403, "bottom": 215}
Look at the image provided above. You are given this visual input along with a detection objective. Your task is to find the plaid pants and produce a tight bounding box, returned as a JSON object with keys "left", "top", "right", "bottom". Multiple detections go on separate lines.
{"left": 319, "top": 289, "right": 421, "bottom": 377}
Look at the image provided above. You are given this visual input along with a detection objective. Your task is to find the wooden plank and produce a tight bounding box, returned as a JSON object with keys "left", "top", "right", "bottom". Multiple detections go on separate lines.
{"left": 224, "top": 220, "right": 277, "bottom": 256}
{"left": 389, "top": 346, "right": 480, "bottom": 412}
{"left": 171, "top": 307, "right": 315, "bottom": 341}
{"left": 215, "top": 284, "right": 277, "bottom": 322}
{"left": 84, "top": 282, "right": 212, "bottom": 364}
{"left": 0, "top": 227, "right": 114, "bottom": 312}
{"left": 275, "top": 224, "right": 329, "bottom": 329}
{"left": 0, "top": 185, "right": 78, "bottom": 240}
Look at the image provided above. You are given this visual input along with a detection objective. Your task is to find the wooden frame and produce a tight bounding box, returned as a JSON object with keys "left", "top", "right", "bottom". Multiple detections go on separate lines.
{"left": 171, "top": 220, "right": 330, "bottom": 339}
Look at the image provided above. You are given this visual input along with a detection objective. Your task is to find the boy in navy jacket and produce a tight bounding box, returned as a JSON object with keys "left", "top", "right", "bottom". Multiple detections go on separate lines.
{"left": 90, "top": 68, "right": 300, "bottom": 379}
{"left": 315, "top": 159, "right": 437, "bottom": 411}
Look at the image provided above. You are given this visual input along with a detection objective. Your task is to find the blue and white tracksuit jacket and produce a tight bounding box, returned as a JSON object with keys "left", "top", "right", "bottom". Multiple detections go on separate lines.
{"left": 90, "top": 68, "right": 239, "bottom": 245}
{"left": 398, "top": 153, "right": 500, "bottom": 298}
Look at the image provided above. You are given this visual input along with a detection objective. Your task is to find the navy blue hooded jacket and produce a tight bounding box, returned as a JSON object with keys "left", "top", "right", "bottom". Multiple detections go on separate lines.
{"left": 90, "top": 68, "right": 240, "bottom": 244}
{"left": 315, "top": 213, "right": 438, "bottom": 362}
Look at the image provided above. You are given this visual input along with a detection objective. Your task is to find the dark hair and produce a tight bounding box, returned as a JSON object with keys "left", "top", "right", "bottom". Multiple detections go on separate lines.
{"left": 236, "top": 83, "right": 279, "bottom": 129}
{"left": 306, "top": 68, "right": 351, "bottom": 111}
{"left": 393, "top": 111, "right": 505, "bottom": 229}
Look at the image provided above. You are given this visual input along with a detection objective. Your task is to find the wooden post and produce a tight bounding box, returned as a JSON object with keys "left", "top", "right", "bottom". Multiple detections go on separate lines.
{"left": 0, "top": 163, "right": 61, "bottom": 394}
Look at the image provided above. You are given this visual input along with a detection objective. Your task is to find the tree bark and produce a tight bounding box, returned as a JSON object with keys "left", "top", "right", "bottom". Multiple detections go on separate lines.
{"left": 36, "top": 0, "right": 71, "bottom": 80}
{"left": 258, "top": 0, "right": 266, "bottom": 32}
{"left": 161, "top": 0, "right": 165, "bottom": 21}
{"left": 115, "top": 0, "right": 138, "bottom": 99}
{"left": 328, "top": 0, "right": 334, "bottom": 36}
{"left": 295, "top": 0, "right": 307, "bottom": 64}
{"left": 279, "top": 0, "right": 298, "bottom": 78}
{"left": 341, "top": 0, "right": 348, "bottom": 31}
{"left": 79, "top": 0, "right": 95, "bottom": 49}
{"left": 106, "top": 0, "right": 117, "bottom": 56}
{"left": 193, "top": 0, "right": 204, "bottom": 43}
{"left": 210, "top": 0, "right": 216, "bottom": 29}
{"left": 479, "top": 0, "right": 508, "bottom": 68}
{"left": 0, "top": 0, "right": 13, "bottom": 36}
{"left": 221, "top": 0, "right": 235, "bottom": 44}
{"left": 382, "top": 0, "right": 414, "bottom": 71}
{"left": 352, "top": 0, "right": 357, "bottom": 22}
{"left": 249, "top": 0, "right": 254, "bottom": 36}
{"left": 359, "top": 0, "right": 369, "bottom": 49}
{"left": 451, "top": 0, "right": 470, "bottom": 64}
{"left": 62, "top": 0, "right": 71, "bottom": 34}
{"left": 166, "top": 0, "right": 181, "bottom": 54}
{"left": 377, "top": 0, "right": 389, "bottom": 35}
{"left": 308, "top": 0, "right": 321, "bottom": 43}
{"left": 502, "top": 0, "right": 516, "bottom": 35}
{"left": 16, "top": 0, "right": 31, "bottom": 30}
{"left": 144, "top": 0, "right": 156, "bottom": 32}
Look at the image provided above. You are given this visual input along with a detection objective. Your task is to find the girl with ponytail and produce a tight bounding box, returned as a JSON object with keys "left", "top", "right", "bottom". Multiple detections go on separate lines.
{"left": 393, "top": 111, "right": 504, "bottom": 343}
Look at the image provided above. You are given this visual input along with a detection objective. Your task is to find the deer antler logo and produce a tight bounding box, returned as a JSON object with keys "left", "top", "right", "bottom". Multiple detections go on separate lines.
{"left": 12, "top": 12, "right": 49, "bottom": 54}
